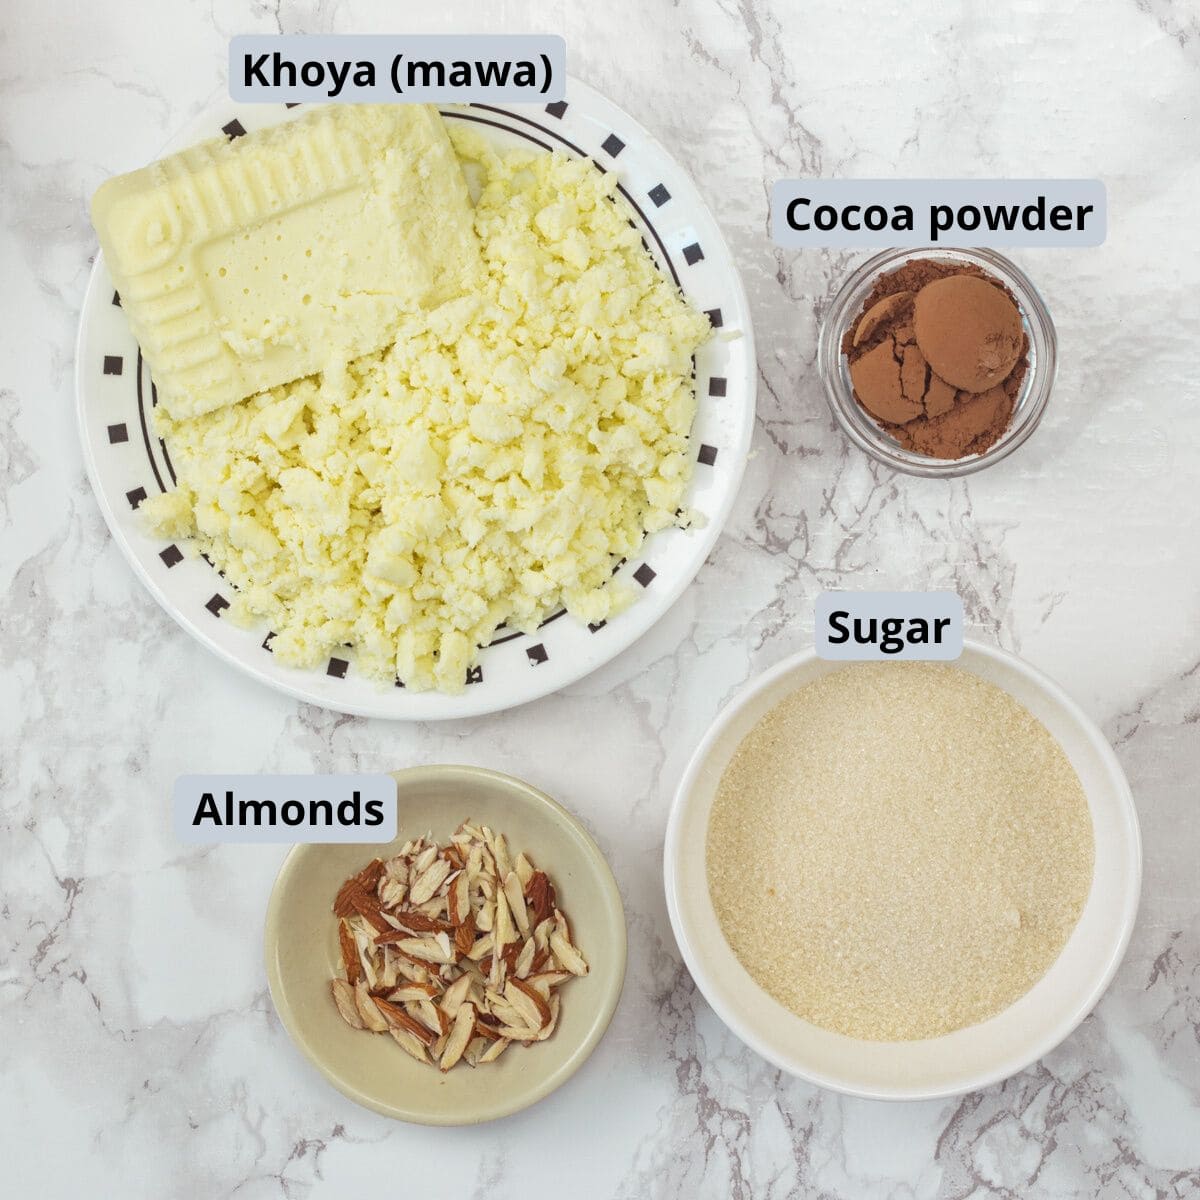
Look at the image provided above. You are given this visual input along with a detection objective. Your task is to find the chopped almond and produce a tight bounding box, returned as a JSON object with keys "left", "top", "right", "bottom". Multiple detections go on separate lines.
{"left": 327, "top": 821, "right": 588, "bottom": 1071}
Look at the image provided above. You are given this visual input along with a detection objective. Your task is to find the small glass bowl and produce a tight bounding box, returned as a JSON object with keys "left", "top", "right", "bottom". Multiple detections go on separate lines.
{"left": 817, "top": 247, "right": 1057, "bottom": 477}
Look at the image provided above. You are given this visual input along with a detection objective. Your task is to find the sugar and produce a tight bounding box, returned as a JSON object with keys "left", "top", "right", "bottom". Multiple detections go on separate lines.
{"left": 705, "top": 662, "right": 1095, "bottom": 1041}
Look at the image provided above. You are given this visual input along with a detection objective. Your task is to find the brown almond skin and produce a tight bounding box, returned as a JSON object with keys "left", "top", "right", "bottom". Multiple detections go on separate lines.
{"left": 912, "top": 274, "right": 1022, "bottom": 393}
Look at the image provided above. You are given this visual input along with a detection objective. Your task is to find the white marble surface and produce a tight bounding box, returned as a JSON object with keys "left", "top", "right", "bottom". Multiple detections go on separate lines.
{"left": 3, "top": 0, "right": 1199, "bottom": 1195}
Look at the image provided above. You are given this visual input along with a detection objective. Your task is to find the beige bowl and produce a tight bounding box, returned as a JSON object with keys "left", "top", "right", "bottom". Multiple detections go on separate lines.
{"left": 265, "top": 765, "right": 626, "bottom": 1124}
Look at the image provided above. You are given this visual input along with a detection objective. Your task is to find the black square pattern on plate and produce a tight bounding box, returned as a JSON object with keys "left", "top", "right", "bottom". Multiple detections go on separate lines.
{"left": 327, "top": 657, "right": 349, "bottom": 679}
{"left": 262, "top": 632, "right": 276, "bottom": 651}
{"left": 126, "top": 486, "right": 147, "bottom": 509}
{"left": 465, "top": 665, "right": 483, "bottom": 685}
{"left": 706, "top": 308, "right": 723, "bottom": 327}
{"left": 601, "top": 133, "right": 625, "bottom": 157}
{"left": 545, "top": 100, "right": 568, "bottom": 118}
{"left": 206, "top": 593, "right": 229, "bottom": 617}
{"left": 587, "top": 620, "right": 607, "bottom": 633}
{"left": 648, "top": 183, "right": 671, "bottom": 207}
{"left": 633, "top": 563, "right": 656, "bottom": 588}
{"left": 107, "top": 423, "right": 129, "bottom": 444}
{"left": 159, "top": 544, "right": 183, "bottom": 568}
{"left": 682, "top": 242, "right": 704, "bottom": 266}
{"left": 709, "top": 376, "right": 727, "bottom": 397}
{"left": 222, "top": 119, "right": 246, "bottom": 139}
{"left": 697, "top": 443, "right": 719, "bottom": 466}
{"left": 111, "top": 291, "right": 121, "bottom": 307}
{"left": 103, "top": 355, "right": 123, "bottom": 376}
{"left": 526, "top": 643, "right": 548, "bottom": 665}
{"left": 284, "top": 102, "right": 301, "bottom": 109}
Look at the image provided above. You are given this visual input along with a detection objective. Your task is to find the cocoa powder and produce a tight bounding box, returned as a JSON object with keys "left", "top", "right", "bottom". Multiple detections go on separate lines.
{"left": 841, "top": 260, "right": 1029, "bottom": 460}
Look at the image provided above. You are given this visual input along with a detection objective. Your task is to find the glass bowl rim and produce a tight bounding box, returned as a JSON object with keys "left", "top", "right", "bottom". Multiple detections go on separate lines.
{"left": 817, "top": 247, "right": 1058, "bottom": 478}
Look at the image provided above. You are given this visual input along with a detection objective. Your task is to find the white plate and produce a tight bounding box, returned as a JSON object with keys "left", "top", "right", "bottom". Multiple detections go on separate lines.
{"left": 664, "top": 642, "right": 1142, "bottom": 1100}
{"left": 76, "top": 80, "right": 756, "bottom": 719}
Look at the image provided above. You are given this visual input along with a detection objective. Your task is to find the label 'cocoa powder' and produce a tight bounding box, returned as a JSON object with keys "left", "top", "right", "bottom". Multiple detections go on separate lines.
{"left": 841, "top": 260, "right": 1029, "bottom": 460}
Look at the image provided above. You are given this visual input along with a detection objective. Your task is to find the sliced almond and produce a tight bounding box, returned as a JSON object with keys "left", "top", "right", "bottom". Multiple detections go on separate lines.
{"left": 386, "top": 1006, "right": 438, "bottom": 1047}
{"left": 333, "top": 879, "right": 360, "bottom": 918}
{"left": 487, "top": 998, "right": 527, "bottom": 1029}
{"left": 479, "top": 1037, "right": 510, "bottom": 1063}
{"left": 388, "top": 1025, "right": 429, "bottom": 1063}
{"left": 387, "top": 982, "right": 439, "bottom": 1003}
{"left": 490, "top": 831, "right": 512, "bottom": 880}
{"left": 549, "top": 930, "right": 588, "bottom": 977}
{"left": 514, "top": 852, "right": 535, "bottom": 889}
{"left": 350, "top": 892, "right": 392, "bottom": 935}
{"left": 488, "top": 949, "right": 507, "bottom": 991}
{"left": 439, "top": 1001, "right": 475, "bottom": 1072}
{"left": 406, "top": 999, "right": 443, "bottom": 1036}
{"left": 534, "top": 994, "right": 561, "bottom": 1042}
{"left": 526, "top": 970, "right": 571, "bottom": 997}
{"left": 448, "top": 872, "right": 471, "bottom": 926}
{"left": 494, "top": 1023, "right": 540, "bottom": 1042}
{"left": 433, "top": 1002, "right": 452, "bottom": 1037}
{"left": 494, "top": 887, "right": 515, "bottom": 950}
{"left": 466, "top": 843, "right": 483, "bottom": 882}
{"left": 526, "top": 871, "right": 555, "bottom": 928}
{"left": 504, "top": 872, "right": 530, "bottom": 936}
{"left": 514, "top": 937, "right": 536, "bottom": 980}
{"left": 411, "top": 843, "right": 439, "bottom": 877}
{"left": 354, "top": 926, "right": 378, "bottom": 990}
{"left": 397, "top": 935, "right": 456, "bottom": 965}
{"left": 506, "top": 978, "right": 551, "bottom": 1029}
{"left": 331, "top": 979, "right": 365, "bottom": 1029}
{"left": 409, "top": 857, "right": 452, "bottom": 905}
{"left": 354, "top": 981, "right": 389, "bottom": 1033}
{"left": 371, "top": 995, "right": 413, "bottom": 1029}
{"left": 464, "top": 1036, "right": 489, "bottom": 1067}
{"left": 454, "top": 913, "right": 476, "bottom": 958}
{"left": 383, "top": 909, "right": 449, "bottom": 935}
{"left": 415, "top": 895, "right": 448, "bottom": 920}
{"left": 466, "top": 932, "right": 494, "bottom": 962}
{"left": 473, "top": 1016, "right": 502, "bottom": 1041}
{"left": 440, "top": 973, "right": 473, "bottom": 1019}
{"left": 379, "top": 945, "right": 398, "bottom": 990}
{"left": 338, "top": 921, "right": 361, "bottom": 986}
{"left": 394, "top": 957, "right": 430, "bottom": 984}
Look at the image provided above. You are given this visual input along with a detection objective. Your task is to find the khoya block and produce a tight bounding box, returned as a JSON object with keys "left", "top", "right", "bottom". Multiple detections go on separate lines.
{"left": 91, "top": 104, "right": 481, "bottom": 418}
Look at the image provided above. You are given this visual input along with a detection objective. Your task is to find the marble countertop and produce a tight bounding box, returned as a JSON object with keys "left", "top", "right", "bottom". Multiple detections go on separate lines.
{"left": 3, "top": 0, "right": 1198, "bottom": 1195}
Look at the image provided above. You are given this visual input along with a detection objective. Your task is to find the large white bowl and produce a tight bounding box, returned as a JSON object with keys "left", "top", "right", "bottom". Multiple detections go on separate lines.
{"left": 76, "top": 81, "right": 756, "bottom": 720}
{"left": 664, "top": 642, "right": 1141, "bottom": 1100}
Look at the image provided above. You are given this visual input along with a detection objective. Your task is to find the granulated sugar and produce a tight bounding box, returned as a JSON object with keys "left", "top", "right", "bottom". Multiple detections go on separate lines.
{"left": 705, "top": 662, "right": 1095, "bottom": 1041}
